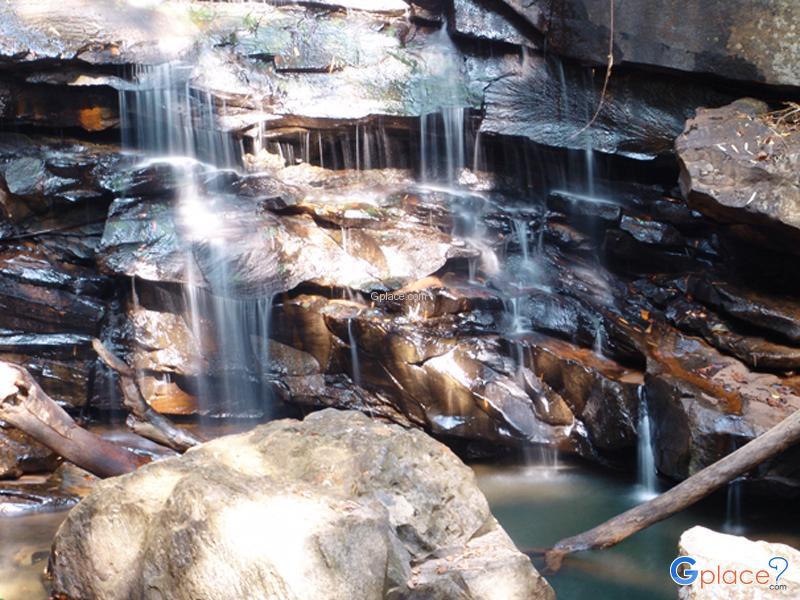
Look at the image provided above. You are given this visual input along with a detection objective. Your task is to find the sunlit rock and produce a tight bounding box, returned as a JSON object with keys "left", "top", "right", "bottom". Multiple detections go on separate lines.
{"left": 50, "top": 410, "right": 554, "bottom": 600}
{"left": 678, "top": 526, "right": 800, "bottom": 599}
{"left": 450, "top": 0, "right": 537, "bottom": 47}
{"left": 0, "top": 0, "right": 197, "bottom": 65}
{"left": 676, "top": 99, "right": 800, "bottom": 249}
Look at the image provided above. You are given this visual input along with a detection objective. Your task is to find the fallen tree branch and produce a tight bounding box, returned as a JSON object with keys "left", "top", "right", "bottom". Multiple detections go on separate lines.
{"left": 92, "top": 339, "right": 202, "bottom": 453}
{"left": 0, "top": 361, "right": 148, "bottom": 478}
{"left": 544, "top": 407, "right": 800, "bottom": 571}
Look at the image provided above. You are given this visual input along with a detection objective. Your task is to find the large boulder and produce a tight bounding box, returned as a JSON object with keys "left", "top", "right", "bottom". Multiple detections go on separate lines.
{"left": 676, "top": 99, "right": 800, "bottom": 248}
{"left": 498, "top": 0, "right": 800, "bottom": 87}
{"left": 49, "top": 409, "right": 554, "bottom": 600}
{"left": 678, "top": 526, "right": 800, "bottom": 599}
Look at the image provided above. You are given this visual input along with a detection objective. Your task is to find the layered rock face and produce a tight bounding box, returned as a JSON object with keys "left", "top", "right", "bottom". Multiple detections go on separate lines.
{"left": 494, "top": 0, "right": 800, "bottom": 88}
{"left": 0, "top": 0, "right": 798, "bottom": 494}
{"left": 49, "top": 409, "right": 554, "bottom": 600}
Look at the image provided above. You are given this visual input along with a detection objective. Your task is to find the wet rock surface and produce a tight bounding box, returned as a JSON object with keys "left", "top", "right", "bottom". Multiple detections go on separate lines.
{"left": 645, "top": 326, "right": 800, "bottom": 483}
{"left": 50, "top": 409, "right": 554, "bottom": 600}
{"left": 481, "top": 55, "right": 733, "bottom": 158}
{"left": 0, "top": 426, "right": 59, "bottom": 480}
{"left": 0, "top": 0, "right": 798, "bottom": 497}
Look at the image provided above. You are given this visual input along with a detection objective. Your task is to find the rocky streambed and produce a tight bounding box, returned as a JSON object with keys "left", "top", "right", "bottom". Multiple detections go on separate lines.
{"left": 1, "top": 0, "right": 800, "bottom": 597}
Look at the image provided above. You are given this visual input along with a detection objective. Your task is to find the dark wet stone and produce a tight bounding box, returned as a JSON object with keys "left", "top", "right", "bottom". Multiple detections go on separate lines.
{"left": 0, "top": 425, "right": 59, "bottom": 480}
{"left": 481, "top": 54, "right": 732, "bottom": 158}
{"left": 603, "top": 229, "right": 702, "bottom": 274}
{"left": 497, "top": 0, "right": 800, "bottom": 87}
{"left": 515, "top": 333, "right": 642, "bottom": 451}
{"left": 547, "top": 190, "right": 621, "bottom": 223}
{"left": 646, "top": 326, "right": 800, "bottom": 481}
{"left": 665, "top": 297, "right": 800, "bottom": 372}
{"left": 0, "top": 463, "right": 97, "bottom": 515}
{"left": 0, "top": 331, "right": 96, "bottom": 407}
{"left": 619, "top": 215, "right": 685, "bottom": 247}
{"left": 686, "top": 275, "right": 800, "bottom": 344}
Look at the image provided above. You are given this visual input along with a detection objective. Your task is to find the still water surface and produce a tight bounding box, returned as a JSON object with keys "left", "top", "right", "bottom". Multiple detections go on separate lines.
{"left": 475, "top": 461, "right": 800, "bottom": 600}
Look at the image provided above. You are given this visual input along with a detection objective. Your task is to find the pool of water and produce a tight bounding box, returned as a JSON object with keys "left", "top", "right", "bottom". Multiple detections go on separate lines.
{"left": 474, "top": 461, "right": 800, "bottom": 600}
{"left": 0, "top": 510, "right": 67, "bottom": 600}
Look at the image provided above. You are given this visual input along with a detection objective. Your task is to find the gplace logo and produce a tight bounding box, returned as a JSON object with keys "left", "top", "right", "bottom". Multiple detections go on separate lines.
{"left": 670, "top": 555, "right": 789, "bottom": 591}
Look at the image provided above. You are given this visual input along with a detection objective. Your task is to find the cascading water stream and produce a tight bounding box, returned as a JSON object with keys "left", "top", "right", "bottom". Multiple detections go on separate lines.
{"left": 637, "top": 388, "right": 658, "bottom": 499}
{"left": 120, "top": 61, "right": 275, "bottom": 418}
{"left": 724, "top": 477, "right": 744, "bottom": 534}
{"left": 347, "top": 318, "right": 362, "bottom": 387}
{"left": 512, "top": 217, "right": 530, "bottom": 264}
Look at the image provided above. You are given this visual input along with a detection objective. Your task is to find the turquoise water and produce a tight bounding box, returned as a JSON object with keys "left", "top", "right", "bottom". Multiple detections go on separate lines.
{"left": 475, "top": 461, "right": 800, "bottom": 600}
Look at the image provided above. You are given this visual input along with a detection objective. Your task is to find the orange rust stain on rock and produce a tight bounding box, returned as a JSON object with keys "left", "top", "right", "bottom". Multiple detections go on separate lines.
{"left": 79, "top": 107, "right": 113, "bottom": 131}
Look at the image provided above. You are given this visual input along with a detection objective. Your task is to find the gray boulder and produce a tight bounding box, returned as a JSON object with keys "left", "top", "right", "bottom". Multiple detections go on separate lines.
{"left": 676, "top": 99, "right": 800, "bottom": 247}
{"left": 49, "top": 409, "right": 554, "bottom": 600}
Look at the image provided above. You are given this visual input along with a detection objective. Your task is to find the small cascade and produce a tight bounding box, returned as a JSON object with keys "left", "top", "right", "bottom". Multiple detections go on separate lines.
{"left": 119, "top": 63, "right": 239, "bottom": 168}
{"left": 593, "top": 319, "right": 605, "bottom": 356}
{"left": 505, "top": 296, "right": 528, "bottom": 335}
{"left": 420, "top": 107, "right": 467, "bottom": 184}
{"left": 524, "top": 444, "right": 560, "bottom": 475}
{"left": 418, "top": 27, "right": 469, "bottom": 185}
{"left": 724, "top": 478, "right": 744, "bottom": 534}
{"left": 176, "top": 174, "right": 276, "bottom": 416}
{"left": 512, "top": 217, "right": 530, "bottom": 264}
{"left": 347, "top": 318, "right": 362, "bottom": 386}
{"left": 636, "top": 388, "right": 658, "bottom": 499}
{"left": 120, "top": 61, "right": 277, "bottom": 417}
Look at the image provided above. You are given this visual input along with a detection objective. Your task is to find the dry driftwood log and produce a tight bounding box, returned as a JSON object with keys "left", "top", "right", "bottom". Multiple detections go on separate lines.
{"left": 92, "top": 339, "right": 202, "bottom": 453}
{"left": 545, "top": 407, "right": 800, "bottom": 571}
{"left": 0, "top": 361, "right": 148, "bottom": 478}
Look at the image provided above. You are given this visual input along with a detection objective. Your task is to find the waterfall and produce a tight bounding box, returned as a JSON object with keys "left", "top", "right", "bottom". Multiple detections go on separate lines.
{"left": 418, "top": 27, "right": 468, "bottom": 185}
{"left": 637, "top": 388, "right": 658, "bottom": 499}
{"left": 724, "top": 478, "right": 744, "bottom": 534}
{"left": 119, "top": 63, "right": 238, "bottom": 168}
{"left": 120, "top": 61, "right": 276, "bottom": 417}
{"left": 347, "top": 318, "right": 361, "bottom": 386}
{"left": 512, "top": 217, "right": 530, "bottom": 264}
